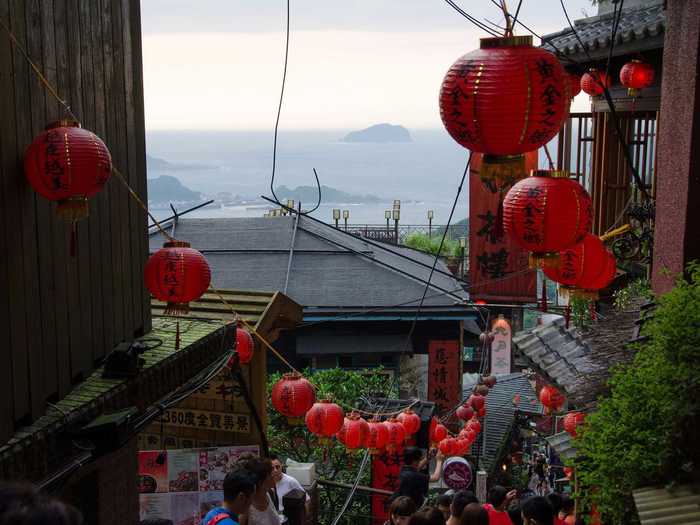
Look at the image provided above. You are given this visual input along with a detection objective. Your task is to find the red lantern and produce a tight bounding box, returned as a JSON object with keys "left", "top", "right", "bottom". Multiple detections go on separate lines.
{"left": 467, "top": 417, "right": 481, "bottom": 435}
{"left": 474, "top": 384, "right": 490, "bottom": 396}
{"left": 397, "top": 408, "right": 421, "bottom": 437}
{"left": 24, "top": 120, "right": 112, "bottom": 220}
{"left": 385, "top": 418, "right": 407, "bottom": 452}
{"left": 438, "top": 437, "right": 458, "bottom": 456}
{"left": 271, "top": 373, "right": 316, "bottom": 418}
{"left": 366, "top": 419, "right": 389, "bottom": 454}
{"left": 567, "top": 72, "right": 582, "bottom": 98}
{"left": 440, "top": 35, "right": 570, "bottom": 183}
{"left": 431, "top": 420, "right": 449, "bottom": 445}
{"left": 580, "top": 69, "right": 611, "bottom": 97}
{"left": 482, "top": 375, "right": 497, "bottom": 388}
{"left": 305, "top": 400, "right": 344, "bottom": 439}
{"left": 619, "top": 59, "right": 654, "bottom": 96}
{"left": 468, "top": 394, "right": 486, "bottom": 412}
{"left": 563, "top": 466, "right": 573, "bottom": 479}
{"left": 235, "top": 328, "right": 255, "bottom": 364}
{"left": 456, "top": 439, "right": 471, "bottom": 456}
{"left": 456, "top": 404, "right": 475, "bottom": 422}
{"left": 585, "top": 251, "right": 616, "bottom": 294}
{"left": 478, "top": 407, "right": 487, "bottom": 418}
{"left": 503, "top": 170, "right": 592, "bottom": 267}
{"left": 460, "top": 428, "right": 477, "bottom": 443}
{"left": 539, "top": 385, "right": 565, "bottom": 413}
{"left": 145, "top": 240, "right": 211, "bottom": 315}
{"left": 563, "top": 411, "right": 586, "bottom": 437}
{"left": 336, "top": 412, "right": 370, "bottom": 450}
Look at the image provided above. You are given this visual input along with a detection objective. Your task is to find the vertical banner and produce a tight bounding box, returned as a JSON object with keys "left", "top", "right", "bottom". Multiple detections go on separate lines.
{"left": 490, "top": 316, "right": 512, "bottom": 375}
{"left": 469, "top": 152, "right": 537, "bottom": 302}
{"left": 428, "top": 340, "right": 462, "bottom": 418}
{"left": 371, "top": 452, "right": 402, "bottom": 525}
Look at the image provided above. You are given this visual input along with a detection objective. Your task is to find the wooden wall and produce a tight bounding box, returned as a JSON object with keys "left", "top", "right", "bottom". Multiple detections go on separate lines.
{"left": 0, "top": 0, "right": 150, "bottom": 443}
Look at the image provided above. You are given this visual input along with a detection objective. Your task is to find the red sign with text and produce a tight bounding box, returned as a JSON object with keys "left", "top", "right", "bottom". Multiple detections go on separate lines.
{"left": 469, "top": 152, "right": 537, "bottom": 302}
{"left": 428, "top": 340, "right": 462, "bottom": 419}
{"left": 371, "top": 452, "right": 402, "bottom": 525}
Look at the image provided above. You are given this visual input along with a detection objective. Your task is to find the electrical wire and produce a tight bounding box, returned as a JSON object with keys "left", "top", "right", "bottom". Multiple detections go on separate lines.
{"left": 441, "top": 0, "right": 501, "bottom": 37}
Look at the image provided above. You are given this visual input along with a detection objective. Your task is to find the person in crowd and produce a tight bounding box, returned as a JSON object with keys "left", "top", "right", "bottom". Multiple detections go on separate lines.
{"left": 459, "top": 503, "right": 488, "bottom": 525}
{"left": 558, "top": 495, "right": 575, "bottom": 525}
{"left": 237, "top": 456, "right": 280, "bottom": 525}
{"left": 140, "top": 521, "right": 174, "bottom": 525}
{"left": 201, "top": 469, "right": 256, "bottom": 525}
{"left": 437, "top": 493, "right": 453, "bottom": 521}
{"left": 407, "top": 506, "right": 446, "bottom": 525}
{"left": 398, "top": 447, "right": 444, "bottom": 507}
{"left": 483, "top": 485, "right": 517, "bottom": 525}
{"left": 521, "top": 496, "right": 554, "bottom": 525}
{"left": 507, "top": 502, "right": 523, "bottom": 525}
{"left": 0, "top": 483, "right": 83, "bottom": 525}
{"left": 446, "top": 490, "right": 479, "bottom": 525}
{"left": 384, "top": 496, "right": 416, "bottom": 525}
{"left": 270, "top": 455, "right": 310, "bottom": 518}
{"left": 546, "top": 493, "right": 564, "bottom": 525}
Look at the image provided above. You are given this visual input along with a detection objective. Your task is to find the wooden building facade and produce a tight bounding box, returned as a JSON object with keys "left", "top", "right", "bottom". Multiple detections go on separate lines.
{"left": 0, "top": 0, "right": 149, "bottom": 444}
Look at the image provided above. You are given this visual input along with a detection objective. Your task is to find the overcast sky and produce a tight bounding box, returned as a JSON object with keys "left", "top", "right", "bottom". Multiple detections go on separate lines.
{"left": 140, "top": 0, "right": 594, "bottom": 130}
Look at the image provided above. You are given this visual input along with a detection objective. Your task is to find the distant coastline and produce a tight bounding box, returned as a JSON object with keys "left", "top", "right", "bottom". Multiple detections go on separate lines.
{"left": 340, "top": 123, "right": 412, "bottom": 143}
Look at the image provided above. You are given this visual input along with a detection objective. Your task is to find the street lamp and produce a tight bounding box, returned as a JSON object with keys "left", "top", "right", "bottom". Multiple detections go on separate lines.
{"left": 459, "top": 236, "right": 467, "bottom": 277}
{"left": 333, "top": 209, "right": 340, "bottom": 228}
{"left": 343, "top": 210, "right": 349, "bottom": 231}
{"left": 286, "top": 199, "right": 295, "bottom": 213}
{"left": 392, "top": 207, "right": 401, "bottom": 245}
{"left": 385, "top": 210, "right": 391, "bottom": 236}
{"left": 428, "top": 209, "right": 434, "bottom": 238}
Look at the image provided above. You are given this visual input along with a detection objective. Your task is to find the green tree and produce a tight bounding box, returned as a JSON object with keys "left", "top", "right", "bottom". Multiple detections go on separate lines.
{"left": 404, "top": 232, "right": 462, "bottom": 257}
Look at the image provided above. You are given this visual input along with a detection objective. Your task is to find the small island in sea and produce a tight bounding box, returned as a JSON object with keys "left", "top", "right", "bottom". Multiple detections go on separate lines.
{"left": 340, "top": 123, "right": 412, "bottom": 143}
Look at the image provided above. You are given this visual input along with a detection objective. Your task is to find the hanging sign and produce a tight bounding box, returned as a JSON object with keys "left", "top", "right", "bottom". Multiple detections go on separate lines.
{"left": 428, "top": 340, "right": 462, "bottom": 418}
{"left": 157, "top": 408, "right": 251, "bottom": 434}
{"left": 490, "top": 317, "right": 512, "bottom": 375}
{"left": 371, "top": 451, "right": 403, "bottom": 525}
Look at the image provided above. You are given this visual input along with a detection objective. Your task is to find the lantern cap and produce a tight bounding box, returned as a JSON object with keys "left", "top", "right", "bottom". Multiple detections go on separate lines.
{"left": 45, "top": 119, "right": 81, "bottom": 130}
{"left": 530, "top": 169, "right": 570, "bottom": 179}
{"left": 480, "top": 35, "right": 533, "bottom": 49}
{"left": 163, "top": 240, "right": 191, "bottom": 248}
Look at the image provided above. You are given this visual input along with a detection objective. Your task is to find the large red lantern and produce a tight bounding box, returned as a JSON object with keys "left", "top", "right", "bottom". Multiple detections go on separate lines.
{"left": 539, "top": 385, "right": 565, "bottom": 414}
{"left": 456, "top": 404, "right": 475, "bottom": 422}
{"left": 24, "top": 120, "right": 112, "bottom": 220}
{"left": 440, "top": 35, "right": 570, "bottom": 183}
{"left": 563, "top": 411, "right": 586, "bottom": 437}
{"left": 385, "top": 418, "right": 407, "bottom": 452}
{"left": 305, "top": 400, "right": 344, "bottom": 440}
{"left": 145, "top": 240, "right": 211, "bottom": 315}
{"left": 366, "top": 419, "right": 389, "bottom": 454}
{"left": 503, "top": 170, "right": 592, "bottom": 267}
{"left": 619, "top": 59, "right": 654, "bottom": 96}
{"left": 397, "top": 408, "right": 421, "bottom": 437}
{"left": 271, "top": 373, "right": 316, "bottom": 418}
{"left": 336, "top": 412, "right": 370, "bottom": 450}
{"left": 235, "top": 328, "right": 255, "bottom": 364}
{"left": 580, "top": 69, "right": 611, "bottom": 97}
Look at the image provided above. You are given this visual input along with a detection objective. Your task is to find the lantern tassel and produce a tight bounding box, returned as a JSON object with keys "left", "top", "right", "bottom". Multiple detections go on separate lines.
{"left": 480, "top": 154, "right": 526, "bottom": 188}
{"left": 164, "top": 302, "right": 190, "bottom": 316}
{"left": 541, "top": 279, "right": 548, "bottom": 313}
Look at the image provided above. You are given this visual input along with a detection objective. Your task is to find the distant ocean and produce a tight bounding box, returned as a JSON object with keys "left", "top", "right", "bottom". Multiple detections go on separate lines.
{"left": 145, "top": 129, "right": 472, "bottom": 224}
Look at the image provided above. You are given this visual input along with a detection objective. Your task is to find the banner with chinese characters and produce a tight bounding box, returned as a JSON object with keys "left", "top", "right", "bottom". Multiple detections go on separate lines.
{"left": 428, "top": 340, "right": 462, "bottom": 418}
{"left": 157, "top": 408, "right": 251, "bottom": 434}
{"left": 138, "top": 445, "right": 259, "bottom": 525}
{"left": 371, "top": 451, "right": 402, "bottom": 525}
{"left": 469, "top": 152, "right": 537, "bottom": 302}
{"left": 490, "top": 317, "right": 512, "bottom": 375}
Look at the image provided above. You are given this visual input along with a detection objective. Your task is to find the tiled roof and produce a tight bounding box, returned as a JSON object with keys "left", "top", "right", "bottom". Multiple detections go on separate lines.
{"left": 542, "top": 3, "right": 665, "bottom": 60}
{"left": 545, "top": 431, "right": 577, "bottom": 461}
{"left": 633, "top": 485, "right": 700, "bottom": 525}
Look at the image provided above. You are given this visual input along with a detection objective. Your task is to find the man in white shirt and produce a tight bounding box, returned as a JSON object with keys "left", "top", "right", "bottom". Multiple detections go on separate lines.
{"left": 270, "top": 456, "right": 310, "bottom": 519}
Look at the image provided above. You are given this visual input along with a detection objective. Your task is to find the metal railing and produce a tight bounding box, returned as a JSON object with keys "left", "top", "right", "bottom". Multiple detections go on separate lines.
{"left": 340, "top": 223, "right": 468, "bottom": 245}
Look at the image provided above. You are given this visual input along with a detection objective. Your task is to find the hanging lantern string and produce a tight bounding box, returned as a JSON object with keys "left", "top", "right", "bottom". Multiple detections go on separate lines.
{"left": 543, "top": 143, "right": 556, "bottom": 171}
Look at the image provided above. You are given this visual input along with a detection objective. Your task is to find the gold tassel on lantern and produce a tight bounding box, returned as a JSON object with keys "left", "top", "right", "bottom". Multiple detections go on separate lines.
{"left": 480, "top": 154, "right": 526, "bottom": 188}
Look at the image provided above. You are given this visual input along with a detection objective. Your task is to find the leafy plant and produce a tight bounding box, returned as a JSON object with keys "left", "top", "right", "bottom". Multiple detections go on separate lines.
{"left": 404, "top": 232, "right": 463, "bottom": 257}
{"left": 613, "top": 279, "right": 652, "bottom": 310}
{"left": 574, "top": 262, "right": 700, "bottom": 524}
{"left": 570, "top": 295, "right": 593, "bottom": 329}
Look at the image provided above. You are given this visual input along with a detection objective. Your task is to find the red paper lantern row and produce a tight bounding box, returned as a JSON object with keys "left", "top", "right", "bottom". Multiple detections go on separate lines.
{"left": 336, "top": 412, "right": 370, "bottom": 450}
{"left": 397, "top": 408, "right": 421, "bottom": 437}
{"left": 271, "top": 373, "right": 316, "bottom": 418}
{"left": 466, "top": 417, "right": 481, "bottom": 435}
{"left": 468, "top": 393, "right": 486, "bottom": 412}
{"left": 366, "top": 419, "right": 390, "bottom": 454}
{"left": 580, "top": 69, "right": 611, "bottom": 97}
{"left": 456, "top": 404, "right": 475, "bottom": 422}
{"left": 235, "top": 328, "right": 255, "bottom": 364}
{"left": 503, "top": 170, "right": 593, "bottom": 267}
{"left": 563, "top": 411, "right": 586, "bottom": 437}
{"left": 438, "top": 437, "right": 458, "bottom": 456}
{"left": 305, "top": 400, "right": 344, "bottom": 439}
{"left": 145, "top": 240, "right": 211, "bottom": 315}
{"left": 619, "top": 60, "right": 655, "bottom": 96}
{"left": 539, "top": 385, "right": 566, "bottom": 413}
{"left": 385, "top": 418, "right": 407, "bottom": 452}
{"left": 24, "top": 120, "right": 112, "bottom": 222}
{"left": 440, "top": 35, "right": 570, "bottom": 183}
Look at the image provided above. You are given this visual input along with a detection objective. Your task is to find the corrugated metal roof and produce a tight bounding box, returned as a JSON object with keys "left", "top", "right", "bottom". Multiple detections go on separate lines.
{"left": 545, "top": 432, "right": 577, "bottom": 461}
{"left": 633, "top": 485, "right": 700, "bottom": 525}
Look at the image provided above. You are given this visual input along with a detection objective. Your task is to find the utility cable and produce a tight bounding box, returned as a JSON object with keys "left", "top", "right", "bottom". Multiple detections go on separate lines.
{"left": 442, "top": 0, "right": 501, "bottom": 37}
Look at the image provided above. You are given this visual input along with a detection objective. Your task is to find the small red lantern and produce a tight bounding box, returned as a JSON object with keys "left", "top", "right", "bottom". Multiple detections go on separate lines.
{"left": 456, "top": 404, "right": 475, "bottom": 422}
{"left": 580, "top": 69, "right": 611, "bottom": 97}
{"left": 440, "top": 35, "right": 570, "bottom": 183}
{"left": 460, "top": 428, "right": 477, "bottom": 443}
{"left": 271, "top": 373, "right": 316, "bottom": 418}
{"left": 438, "top": 437, "right": 458, "bottom": 456}
{"left": 474, "top": 384, "right": 490, "bottom": 396}
{"left": 430, "top": 420, "right": 449, "bottom": 445}
{"left": 468, "top": 394, "right": 486, "bottom": 412}
{"left": 385, "top": 418, "right": 407, "bottom": 452}
{"left": 563, "top": 412, "right": 586, "bottom": 437}
{"left": 397, "top": 408, "right": 421, "bottom": 437}
{"left": 467, "top": 417, "right": 481, "bottom": 435}
{"left": 145, "top": 240, "right": 211, "bottom": 315}
{"left": 336, "top": 412, "right": 370, "bottom": 450}
{"left": 456, "top": 439, "right": 471, "bottom": 456}
{"left": 24, "top": 120, "right": 112, "bottom": 220}
{"left": 567, "top": 72, "right": 582, "bottom": 98}
{"left": 619, "top": 59, "right": 654, "bottom": 96}
{"left": 366, "top": 419, "right": 389, "bottom": 454}
{"left": 503, "top": 170, "right": 592, "bottom": 267}
{"left": 478, "top": 407, "right": 487, "bottom": 418}
{"left": 235, "top": 328, "right": 255, "bottom": 364}
{"left": 305, "top": 400, "right": 344, "bottom": 440}
{"left": 539, "top": 385, "right": 565, "bottom": 414}
{"left": 563, "top": 466, "right": 573, "bottom": 479}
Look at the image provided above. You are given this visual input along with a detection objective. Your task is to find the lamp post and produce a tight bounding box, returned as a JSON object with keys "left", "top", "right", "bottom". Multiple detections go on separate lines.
{"left": 459, "top": 236, "right": 466, "bottom": 278}
{"left": 428, "top": 209, "right": 434, "bottom": 238}
{"left": 343, "top": 210, "right": 349, "bottom": 231}
{"left": 286, "top": 199, "right": 295, "bottom": 214}
{"left": 392, "top": 200, "right": 401, "bottom": 245}
{"left": 385, "top": 210, "right": 391, "bottom": 237}
{"left": 333, "top": 209, "right": 340, "bottom": 229}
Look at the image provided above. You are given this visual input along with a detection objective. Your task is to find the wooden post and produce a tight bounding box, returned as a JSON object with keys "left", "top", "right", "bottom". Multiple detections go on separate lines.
{"left": 283, "top": 488, "right": 307, "bottom": 525}
{"left": 476, "top": 470, "right": 487, "bottom": 503}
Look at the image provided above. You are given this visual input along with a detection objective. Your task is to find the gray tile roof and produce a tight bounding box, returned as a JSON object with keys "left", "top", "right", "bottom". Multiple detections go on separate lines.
{"left": 542, "top": 3, "right": 665, "bottom": 60}
{"left": 545, "top": 431, "right": 577, "bottom": 461}
{"left": 149, "top": 216, "right": 468, "bottom": 309}
{"left": 633, "top": 485, "right": 700, "bottom": 525}
{"left": 464, "top": 373, "right": 543, "bottom": 473}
